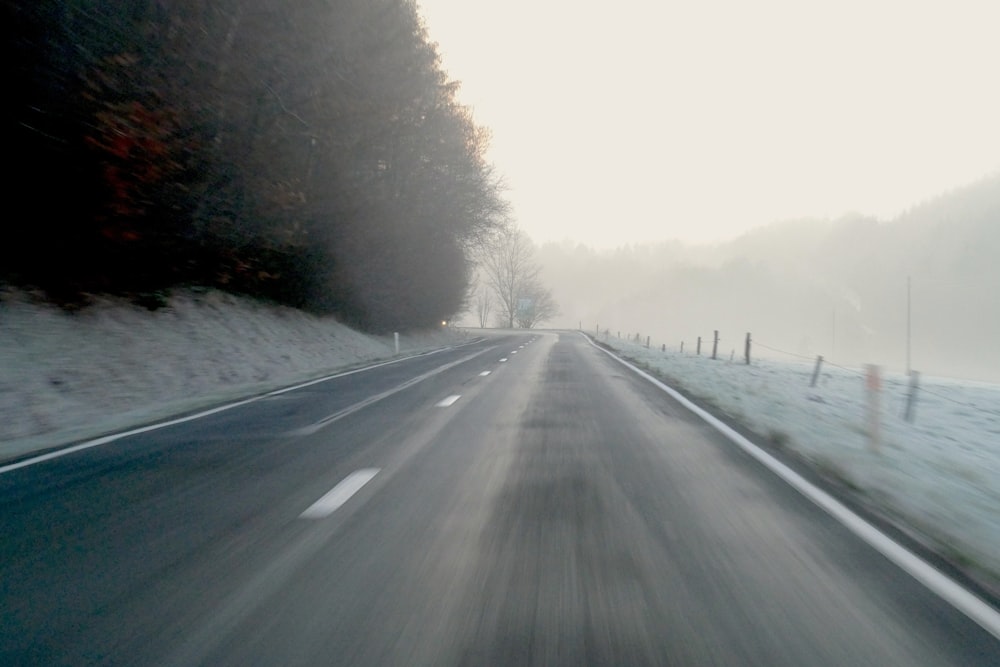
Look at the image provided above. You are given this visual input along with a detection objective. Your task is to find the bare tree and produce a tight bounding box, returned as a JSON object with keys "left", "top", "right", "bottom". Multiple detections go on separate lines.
{"left": 478, "top": 224, "right": 557, "bottom": 329}
{"left": 461, "top": 270, "right": 492, "bottom": 328}
{"left": 514, "top": 279, "right": 559, "bottom": 328}
{"left": 476, "top": 288, "right": 493, "bottom": 328}
{"left": 478, "top": 225, "right": 535, "bottom": 328}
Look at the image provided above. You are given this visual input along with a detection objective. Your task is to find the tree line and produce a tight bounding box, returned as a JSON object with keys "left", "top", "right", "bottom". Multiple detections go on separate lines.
{"left": 4, "top": 0, "right": 507, "bottom": 331}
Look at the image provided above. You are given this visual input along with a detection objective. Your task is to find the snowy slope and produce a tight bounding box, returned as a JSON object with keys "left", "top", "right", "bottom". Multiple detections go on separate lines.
{"left": 0, "top": 289, "right": 467, "bottom": 461}
{"left": 597, "top": 333, "right": 1000, "bottom": 590}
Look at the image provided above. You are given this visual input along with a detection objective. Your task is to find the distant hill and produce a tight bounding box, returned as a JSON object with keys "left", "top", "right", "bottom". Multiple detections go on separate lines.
{"left": 537, "top": 173, "right": 1000, "bottom": 382}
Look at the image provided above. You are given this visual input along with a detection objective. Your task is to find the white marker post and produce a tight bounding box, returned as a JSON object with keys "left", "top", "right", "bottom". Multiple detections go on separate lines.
{"left": 394, "top": 332, "right": 400, "bottom": 355}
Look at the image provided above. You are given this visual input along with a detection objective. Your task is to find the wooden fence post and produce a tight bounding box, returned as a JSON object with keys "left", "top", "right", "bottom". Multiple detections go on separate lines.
{"left": 866, "top": 364, "right": 882, "bottom": 452}
{"left": 697, "top": 337, "right": 701, "bottom": 355}
{"left": 745, "top": 332, "right": 751, "bottom": 365}
{"left": 904, "top": 371, "right": 921, "bottom": 423}
{"left": 810, "top": 355, "right": 824, "bottom": 387}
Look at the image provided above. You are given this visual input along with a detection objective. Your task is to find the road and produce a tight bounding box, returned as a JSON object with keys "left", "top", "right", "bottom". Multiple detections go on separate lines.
{"left": 1, "top": 331, "right": 998, "bottom": 666}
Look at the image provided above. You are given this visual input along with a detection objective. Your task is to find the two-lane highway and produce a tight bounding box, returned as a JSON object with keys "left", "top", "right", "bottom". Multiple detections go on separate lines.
{"left": 1, "top": 331, "right": 998, "bottom": 665}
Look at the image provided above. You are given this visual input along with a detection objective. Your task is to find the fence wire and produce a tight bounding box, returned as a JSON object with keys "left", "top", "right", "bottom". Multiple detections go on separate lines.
{"left": 592, "top": 325, "right": 994, "bottom": 414}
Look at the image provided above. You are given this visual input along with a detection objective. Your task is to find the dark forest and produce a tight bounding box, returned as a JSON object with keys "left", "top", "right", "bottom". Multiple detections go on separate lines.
{"left": 4, "top": 0, "right": 505, "bottom": 330}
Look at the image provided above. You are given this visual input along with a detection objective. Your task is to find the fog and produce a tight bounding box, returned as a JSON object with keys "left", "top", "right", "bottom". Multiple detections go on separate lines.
{"left": 418, "top": 0, "right": 1000, "bottom": 249}
{"left": 421, "top": 0, "right": 1000, "bottom": 382}
{"left": 537, "top": 174, "right": 1000, "bottom": 383}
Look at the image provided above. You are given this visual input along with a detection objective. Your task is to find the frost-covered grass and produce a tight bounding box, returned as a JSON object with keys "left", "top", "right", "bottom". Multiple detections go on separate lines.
{"left": 0, "top": 289, "right": 467, "bottom": 460}
{"left": 599, "top": 334, "right": 1000, "bottom": 588}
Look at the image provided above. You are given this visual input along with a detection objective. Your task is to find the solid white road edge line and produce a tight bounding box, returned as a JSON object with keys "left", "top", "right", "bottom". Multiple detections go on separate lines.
{"left": 582, "top": 332, "right": 1000, "bottom": 642}
{"left": 436, "top": 395, "right": 461, "bottom": 407}
{"left": 1, "top": 342, "right": 495, "bottom": 475}
{"left": 299, "top": 469, "right": 380, "bottom": 519}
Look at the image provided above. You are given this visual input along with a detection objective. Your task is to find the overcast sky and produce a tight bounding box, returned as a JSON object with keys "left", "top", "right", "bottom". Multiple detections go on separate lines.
{"left": 416, "top": 0, "right": 1000, "bottom": 248}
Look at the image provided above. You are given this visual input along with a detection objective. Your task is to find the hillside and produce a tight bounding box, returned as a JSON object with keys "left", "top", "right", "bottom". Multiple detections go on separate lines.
{"left": 537, "top": 173, "right": 1000, "bottom": 381}
{"left": 0, "top": 288, "right": 465, "bottom": 462}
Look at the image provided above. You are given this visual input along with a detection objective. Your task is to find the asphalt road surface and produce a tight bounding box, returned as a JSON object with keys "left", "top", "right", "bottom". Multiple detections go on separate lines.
{"left": 2, "top": 332, "right": 998, "bottom": 666}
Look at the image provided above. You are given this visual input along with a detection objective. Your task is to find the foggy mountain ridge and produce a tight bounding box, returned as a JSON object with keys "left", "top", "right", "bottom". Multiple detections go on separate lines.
{"left": 539, "top": 173, "right": 1000, "bottom": 382}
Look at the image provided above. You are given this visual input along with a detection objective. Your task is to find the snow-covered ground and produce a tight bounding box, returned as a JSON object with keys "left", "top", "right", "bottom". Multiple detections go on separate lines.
{"left": 0, "top": 288, "right": 467, "bottom": 461}
{"left": 597, "top": 333, "right": 1000, "bottom": 590}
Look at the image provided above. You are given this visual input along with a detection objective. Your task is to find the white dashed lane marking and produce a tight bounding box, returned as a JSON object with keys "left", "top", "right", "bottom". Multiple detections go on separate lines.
{"left": 300, "top": 469, "right": 380, "bottom": 519}
{"left": 435, "top": 395, "right": 461, "bottom": 407}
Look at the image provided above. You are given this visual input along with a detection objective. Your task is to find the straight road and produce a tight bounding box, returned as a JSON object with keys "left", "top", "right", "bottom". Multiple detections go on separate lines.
{"left": 1, "top": 332, "right": 998, "bottom": 665}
